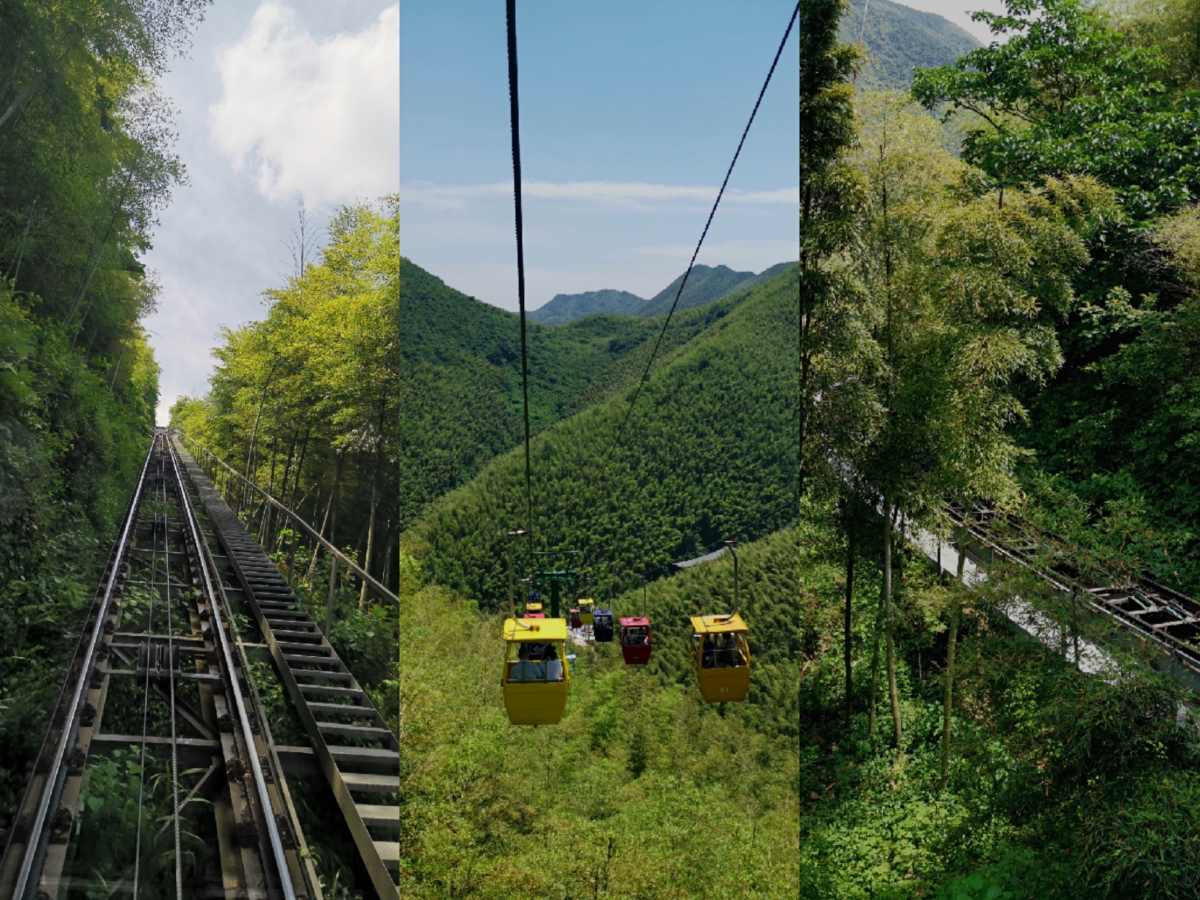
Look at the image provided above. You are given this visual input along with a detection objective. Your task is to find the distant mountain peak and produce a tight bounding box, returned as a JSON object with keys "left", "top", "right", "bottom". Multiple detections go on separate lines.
{"left": 529, "top": 262, "right": 798, "bottom": 327}
{"left": 841, "top": 0, "right": 980, "bottom": 91}
{"left": 529, "top": 289, "right": 645, "bottom": 326}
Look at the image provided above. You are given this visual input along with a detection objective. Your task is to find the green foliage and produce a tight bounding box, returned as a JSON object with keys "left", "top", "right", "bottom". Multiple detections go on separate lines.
{"left": 400, "top": 572, "right": 800, "bottom": 899}
{"left": 0, "top": 0, "right": 195, "bottom": 839}
{"left": 913, "top": 0, "right": 1200, "bottom": 218}
{"left": 71, "top": 748, "right": 209, "bottom": 896}
{"left": 1015, "top": 213, "right": 1200, "bottom": 592}
{"left": 173, "top": 198, "right": 400, "bottom": 598}
{"left": 790, "top": 514, "right": 1200, "bottom": 900}
{"left": 403, "top": 265, "right": 800, "bottom": 607}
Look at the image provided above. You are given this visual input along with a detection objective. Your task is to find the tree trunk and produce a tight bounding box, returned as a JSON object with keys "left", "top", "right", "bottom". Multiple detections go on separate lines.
{"left": 325, "top": 449, "right": 345, "bottom": 616}
{"left": 274, "top": 429, "right": 299, "bottom": 552}
{"left": 65, "top": 170, "right": 134, "bottom": 330}
{"left": 283, "top": 428, "right": 311, "bottom": 569}
{"left": 941, "top": 526, "right": 969, "bottom": 788}
{"left": 306, "top": 486, "right": 334, "bottom": 588}
{"left": 0, "top": 42, "right": 31, "bottom": 106}
{"left": 5, "top": 198, "right": 36, "bottom": 283}
{"left": 868, "top": 584, "right": 884, "bottom": 741}
{"left": 307, "top": 448, "right": 345, "bottom": 587}
{"left": 844, "top": 521, "right": 854, "bottom": 730}
{"left": 260, "top": 432, "right": 279, "bottom": 545}
{"left": 0, "top": 38, "right": 77, "bottom": 132}
{"left": 379, "top": 520, "right": 395, "bottom": 592}
{"left": 108, "top": 351, "right": 123, "bottom": 392}
{"left": 359, "top": 405, "right": 386, "bottom": 606}
{"left": 242, "top": 362, "right": 279, "bottom": 512}
{"left": 884, "top": 496, "right": 902, "bottom": 747}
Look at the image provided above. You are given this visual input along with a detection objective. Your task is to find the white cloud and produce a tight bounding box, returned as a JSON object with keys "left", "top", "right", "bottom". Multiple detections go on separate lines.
{"left": 401, "top": 180, "right": 799, "bottom": 212}
{"left": 209, "top": 3, "right": 398, "bottom": 206}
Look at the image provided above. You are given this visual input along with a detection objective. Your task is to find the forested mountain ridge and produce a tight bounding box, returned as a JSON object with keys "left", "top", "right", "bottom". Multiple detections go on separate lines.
{"left": 402, "top": 263, "right": 800, "bottom": 606}
{"left": 400, "top": 256, "right": 767, "bottom": 530}
{"left": 635, "top": 261, "right": 793, "bottom": 318}
{"left": 527, "top": 287, "right": 645, "bottom": 324}
{"left": 528, "top": 261, "right": 796, "bottom": 325}
{"left": 842, "top": 0, "right": 980, "bottom": 90}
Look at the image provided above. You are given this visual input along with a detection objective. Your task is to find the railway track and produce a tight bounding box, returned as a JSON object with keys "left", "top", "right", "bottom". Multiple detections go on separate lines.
{"left": 0, "top": 430, "right": 398, "bottom": 899}
{"left": 946, "top": 503, "right": 1200, "bottom": 686}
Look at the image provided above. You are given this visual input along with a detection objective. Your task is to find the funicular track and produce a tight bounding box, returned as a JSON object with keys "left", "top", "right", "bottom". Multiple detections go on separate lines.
{"left": 0, "top": 430, "right": 398, "bottom": 900}
{"left": 946, "top": 503, "right": 1200, "bottom": 686}
{"left": 171, "top": 437, "right": 399, "bottom": 899}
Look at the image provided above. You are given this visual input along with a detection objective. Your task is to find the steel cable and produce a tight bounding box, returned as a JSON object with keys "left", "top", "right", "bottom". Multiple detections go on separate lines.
{"left": 506, "top": 0, "right": 536, "bottom": 542}
{"left": 612, "top": 2, "right": 799, "bottom": 451}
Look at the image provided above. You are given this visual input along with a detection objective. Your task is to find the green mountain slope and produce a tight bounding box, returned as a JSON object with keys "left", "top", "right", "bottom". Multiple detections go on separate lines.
{"left": 634, "top": 263, "right": 757, "bottom": 318}
{"left": 400, "top": 257, "right": 762, "bottom": 529}
{"left": 528, "top": 288, "right": 645, "bottom": 325}
{"left": 403, "top": 263, "right": 800, "bottom": 607}
{"left": 841, "top": 0, "right": 980, "bottom": 91}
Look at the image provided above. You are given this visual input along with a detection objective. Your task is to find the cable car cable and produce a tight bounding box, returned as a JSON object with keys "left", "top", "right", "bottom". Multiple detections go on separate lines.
{"left": 612, "top": 1, "right": 800, "bottom": 451}
{"left": 506, "top": 0, "right": 536, "bottom": 541}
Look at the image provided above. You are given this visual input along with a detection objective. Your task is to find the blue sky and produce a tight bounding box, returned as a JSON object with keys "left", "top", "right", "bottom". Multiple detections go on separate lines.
{"left": 142, "top": 1, "right": 397, "bottom": 424}
{"left": 139, "top": 0, "right": 999, "bottom": 424}
{"left": 401, "top": 1, "right": 801, "bottom": 312}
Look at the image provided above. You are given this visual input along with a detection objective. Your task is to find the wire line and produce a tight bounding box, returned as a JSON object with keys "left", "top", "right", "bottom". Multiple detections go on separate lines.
{"left": 507, "top": 0, "right": 536, "bottom": 540}
{"left": 613, "top": 1, "right": 799, "bottom": 450}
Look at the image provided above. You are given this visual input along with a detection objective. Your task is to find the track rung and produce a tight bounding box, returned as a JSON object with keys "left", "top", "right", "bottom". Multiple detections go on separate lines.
{"left": 357, "top": 804, "right": 399, "bottom": 828}
{"left": 342, "top": 772, "right": 399, "bottom": 793}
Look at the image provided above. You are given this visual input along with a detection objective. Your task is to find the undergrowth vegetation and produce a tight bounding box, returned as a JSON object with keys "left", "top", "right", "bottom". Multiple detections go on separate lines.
{"left": 400, "top": 551, "right": 800, "bottom": 900}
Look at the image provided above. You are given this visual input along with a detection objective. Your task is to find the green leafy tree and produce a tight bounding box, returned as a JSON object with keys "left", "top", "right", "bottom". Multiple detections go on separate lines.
{"left": 849, "top": 94, "right": 1110, "bottom": 749}
{"left": 912, "top": 0, "right": 1200, "bottom": 218}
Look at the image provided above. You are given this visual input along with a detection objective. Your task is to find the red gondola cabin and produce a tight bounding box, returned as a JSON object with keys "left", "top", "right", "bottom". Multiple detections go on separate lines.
{"left": 619, "top": 616, "right": 652, "bottom": 665}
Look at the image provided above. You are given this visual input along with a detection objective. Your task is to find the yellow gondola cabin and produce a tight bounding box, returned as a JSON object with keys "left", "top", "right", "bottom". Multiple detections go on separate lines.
{"left": 690, "top": 614, "right": 751, "bottom": 703}
{"left": 502, "top": 617, "right": 570, "bottom": 725}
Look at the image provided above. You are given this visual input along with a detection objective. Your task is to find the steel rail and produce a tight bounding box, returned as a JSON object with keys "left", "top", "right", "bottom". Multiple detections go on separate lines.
{"left": 164, "top": 451, "right": 184, "bottom": 899}
{"left": 947, "top": 505, "right": 1200, "bottom": 677}
{"left": 9, "top": 435, "right": 157, "bottom": 899}
{"left": 831, "top": 447, "right": 1200, "bottom": 685}
{"left": 131, "top": 446, "right": 163, "bottom": 899}
{"left": 176, "top": 431, "right": 399, "bottom": 608}
{"left": 166, "top": 434, "right": 299, "bottom": 900}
